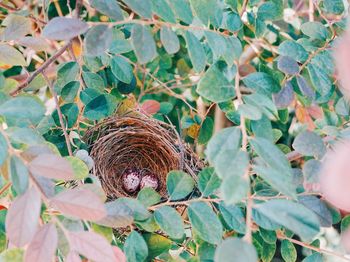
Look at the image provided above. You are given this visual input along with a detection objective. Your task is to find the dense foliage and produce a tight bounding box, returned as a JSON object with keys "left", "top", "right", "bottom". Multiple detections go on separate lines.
{"left": 0, "top": 0, "right": 349, "bottom": 261}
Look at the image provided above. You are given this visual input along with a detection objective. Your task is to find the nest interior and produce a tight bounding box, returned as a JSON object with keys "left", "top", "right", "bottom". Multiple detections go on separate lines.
{"left": 84, "top": 113, "right": 204, "bottom": 199}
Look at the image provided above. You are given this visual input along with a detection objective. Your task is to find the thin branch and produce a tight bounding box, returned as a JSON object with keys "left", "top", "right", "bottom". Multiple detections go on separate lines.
{"left": 309, "top": 0, "right": 314, "bottom": 21}
{"left": 10, "top": 41, "right": 72, "bottom": 96}
{"left": 42, "top": 73, "right": 73, "bottom": 156}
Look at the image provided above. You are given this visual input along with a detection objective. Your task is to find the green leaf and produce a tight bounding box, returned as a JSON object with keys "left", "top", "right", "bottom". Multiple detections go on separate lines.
{"left": 10, "top": 156, "right": 29, "bottom": 196}
{"left": 151, "top": 0, "right": 176, "bottom": 22}
{"left": 254, "top": 199, "right": 320, "bottom": 242}
{"left": 281, "top": 240, "right": 297, "bottom": 262}
{"left": 184, "top": 31, "right": 206, "bottom": 73}
{"left": 52, "top": 103, "right": 79, "bottom": 128}
{"left": 341, "top": 215, "right": 350, "bottom": 233}
{"left": 219, "top": 203, "right": 246, "bottom": 234}
{"left": 122, "top": 0, "right": 152, "bottom": 18}
{"left": 221, "top": 175, "right": 249, "bottom": 204}
{"left": 2, "top": 14, "right": 32, "bottom": 41}
{"left": 154, "top": 206, "right": 184, "bottom": 239}
{"left": 300, "top": 22, "right": 329, "bottom": 40}
{"left": 61, "top": 81, "right": 80, "bottom": 103}
{"left": 83, "top": 94, "right": 118, "bottom": 121}
{"left": 273, "top": 81, "right": 294, "bottom": 109}
{"left": 257, "top": 1, "right": 282, "bottom": 21}
{"left": 124, "top": 231, "right": 148, "bottom": 262}
{"left": 65, "top": 156, "right": 89, "bottom": 180}
{"left": 7, "top": 127, "right": 44, "bottom": 147}
{"left": 244, "top": 93, "right": 278, "bottom": 120}
{"left": 323, "top": 0, "right": 344, "bottom": 14}
{"left": 131, "top": 25, "right": 157, "bottom": 64}
{"left": 251, "top": 116, "right": 273, "bottom": 142}
{"left": 198, "top": 117, "right": 214, "bottom": 145}
{"left": 168, "top": 0, "right": 193, "bottom": 24}
{"left": 84, "top": 25, "right": 113, "bottom": 57}
{"left": 42, "top": 17, "right": 88, "bottom": 40}
{"left": 189, "top": 0, "right": 222, "bottom": 27}
{"left": 0, "top": 44, "right": 26, "bottom": 66}
{"left": 56, "top": 61, "right": 79, "bottom": 88}
{"left": 238, "top": 104, "right": 262, "bottom": 120}
{"left": 137, "top": 188, "right": 161, "bottom": 207}
{"left": 89, "top": 0, "right": 124, "bottom": 20}
{"left": 0, "top": 133, "right": 8, "bottom": 166}
{"left": 222, "top": 11, "right": 242, "bottom": 32}
{"left": 82, "top": 72, "right": 104, "bottom": 91}
{"left": 243, "top": 72, "right": 280, "bottom": 95}
{"left": 0, "top": 248, "right": 24, "bottom": 262}
{"left": 111, "top": 56, "right": 133, "bottom": 84}
{"left": 277, "top": 56, "right": 299, "bottom": 75}
{"left": 302, "top": 253, "right": 323, "bottom": 262}
{"left": 215, "top": 238, "right": 258, "bottom": 262}
{"left": 278, "top": 40, "right": 308, "bottom": 63}
{"left": 223, "top": 36, "right": 242, "bottom": 66}
{"left": 142, "top": 233, "right": 171, "bottom": 259}
{"left": 166, "top": 170, "right": 194, "bottom": 200}
{"left": 188, "top": 202, "right": 223, "bottom": 244}
{"left": 197, "top": 167, "right": 220, "bottom": 197}
{"left": 196, "top": 61, "right": 235, "bottom": 102}
{"left": 160, "top": 27, "right": 180, "bottom": 54}
{"left": 296, "top": 76, "right": 315, "bottom": 101}
{"left": 114, "top": 198, "right": 150, "bottom": 222}
{"left": 0, "top": 97, "right": 45, "bottom": 127}
{"left": 307, "top": 63, "right": 332, "bottom": 97}
{"left": 298, "top": 196, "right": 332, "bottom": 227}
{"left": 292, "top": 131, "right": 326, "bottom": 158}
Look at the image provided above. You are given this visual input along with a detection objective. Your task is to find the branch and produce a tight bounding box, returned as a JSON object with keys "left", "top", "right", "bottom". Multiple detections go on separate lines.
{"left": 10, "top": 41, "right": 72, "bottom": 96}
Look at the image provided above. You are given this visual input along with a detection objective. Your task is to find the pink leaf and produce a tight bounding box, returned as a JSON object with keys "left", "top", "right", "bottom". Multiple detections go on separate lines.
{"left": 140, "top": 100, "right": 160, "bottom": 115}
{"left": 29, "top": 154, "right": 75, "bottom": 181}
{"left": 335, "top": 31, "right": 350, "bottom": 102}
{"left": 50, "top": 188, "right": 107, "bottom": 221}
{"left": 66, "top": 251, "right": 82, "bottom": 262}
{"left": 24, "top": 223, "right": 58, "bottom": 262}
{"left": 113, "top": 246, "right": 127, "bottom": 262}
{"left": 42, "top": 17, "right": 88, "bottom": 40}
{"left": 320, "top": 140, "right": 350, "bottom": 211}
{"left": 68, "top": 231, "right": 115, "bottom": 262}
{"left": 5, "top": 187, "right": 41, "bottom": 247}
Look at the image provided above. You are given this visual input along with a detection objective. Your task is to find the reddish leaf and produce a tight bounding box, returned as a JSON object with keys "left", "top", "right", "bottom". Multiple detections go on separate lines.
{"left": 140, "top": 100, "right": 160, "bottom": 115}
{"left": 68, "top": 231, "right": 115, "bottom": 262}
{"left": 50, "top": 188, "right": 106, "bottom": 221}
{"left": 5, "top": 187, "right": 41, "bottom": 247}
{"left": 24, "top": 223, "right": 58, "bottom": 262}
{"left": 66, "top": 251, "right": 82, "bottom": 262}
{"left": 113, "top": 246, "right": 127, "bottom": 262}
{"left": 29, "top": 154, "right": 74, "bottom": 181}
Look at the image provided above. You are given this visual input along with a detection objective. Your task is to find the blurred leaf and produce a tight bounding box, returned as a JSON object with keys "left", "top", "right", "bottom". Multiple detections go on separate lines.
{"left": 0, "top": 44, "right": 26, "bottom": 66}
{"left": 273, "top": 81, "right": 294, "bottom": 109}
{"left": 42, "top": 17, "right": 88, "bottom": 40}
{"left": 122, "top": 0, "right": 152, "bottom": 18}
{"left": 302, "top": 253, "right": 323, "bottom": 262}
{"left": 251, "top": 116, "right": 273, "bottom": 142}
{"left": 184, "top": 31, "right": 206, "bottom": 73}
{"left": 277, "top": 56, "right": 299, "bottom": 75}
{"left": 188, "top": 202, "right": 223, "bottom": 244}
{"left": 140, "top": 100, "right": 160, "bottom": 115}
{"left": 96, "top": 200, "right": 134, "bottom": 228}
{"left": 143, "top": 233, "right": 171, "bottom": 259}
{"left": 124, "top": 231, "right": 148, "bottom": 262}
{"left": 215, "top": 238, "right": 258, "bottom": 262}
{"left": 323, "top": 0, "right": 344, "bottom": 14}
{"left": 168, "top": 0, "right": 193, "bottom": 24}
{"left": 281, "top": 240, "right": 297, "bottom": 262}
{"left": 296, "top": 76, "right": 315, "bottom": 101}
{"left": 131, "top": 25, "right": 157, "bottom": 64}
{"left": 10, "top": 156, "right": 29, "bottom": 196}
{"left": 298, "top": 196, "right": 332, "bottom": 227}
{"left": 18, "top": 36, "right": 49, "bottom": 52}
{"left": 257, "top": 1, "right": 282, "bottom": 21}
{"left": 278, "top": 40, "right": 308, "bottom": 63}
{"left": 219, "top": 203, "right": 246, "bottom": 234}
{"left": 137, "top": 188, "right": 161, "bottom": 207}
{"left": 83, "top": 94, "right": 118, "bottom": 121}
{"left": 154, "top": 206, "right": 184, "bottom": 239}
{"left": 198, "top": 117, "right": 214, "bottom": 144}
{"left": 24, "top": 223, "right": 58, "bottom": 262}
{"left": 167, "top": 170, "right": 194, "bottom": 200}
{"left": 300, "top": 22, "right": 329, "bottom": 40}
{"left": 244, "top": 93, "right": 278, "bottom": 120}
{"left": 189, "top": 0, "right": 222, "bottom": 27}
{"left": 238, "top": 104, "right": 262, "bottom": 120}
{"left": 65, "top": 156, "right": 89, "bottom": 180}
{"left": 84, "top": 25, "right": 113, "bottom": 57}
{"left": 90, "top": 0, "right": 124, "bottom": 20}
{"left": 151, "top": 0, "right": 176, "bottom": 22}
{"left": 292, "top": 131, "right": 326, "bottom": 158}
{"left": 50, "top": 188, "right": 107, "bottom": 221}
{"left": 197, "top": 61, "right": 235, "bottom": 102}
{"left": 0, "top": 248, "right": 24, "bottom": 262}
{"left": 221, "top": 175, "right": 249, "bottom": 204}
{"left": 198, "top": 167, "right": 220, "bottom": 197}
{"left": 243, "top": 72, "right": 280, "bottom": 95}
{"left": 5, "top": 187, "right": 41, "bottom": 247}
{"left": 29, "top": 154, "right": 74, "bottom": 181}
{"left": 254, "top": 199, "right": 320, "bottom": 242}
{"left": 68, "top": 231, "right": 115, "bottom": 262}
{"left": 113, "top": 198, "right": 150, "bottom": 222}
{"left": 2, "top": 15, "right": 31, "bottom": 41}
{"left": 82, "top": 72, "right": 105, "bottom": 91}
{"left": 222, "top": 11, "right": 242, "bottom": 32}
{"left": 160, "top": 26, "right": 180, "bottom": 54}
{"left": 0, "top": 133, "right": 8, "bottom": 166}
{"left": 111, "top": 56, "right": 133, "bottom": 84}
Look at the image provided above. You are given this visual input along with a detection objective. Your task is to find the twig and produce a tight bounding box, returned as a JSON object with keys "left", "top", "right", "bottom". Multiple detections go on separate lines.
{"left": 309, "top": 0, "right": 314, "bottom": 21}
{"left": 10, "top": 41, "right": 72, "bottom": 96}
{"left": 42, "top": 73, "right": 73, "bottom": 156}
{"left": 240, "top": 0, "right": 249, "bottom": 17}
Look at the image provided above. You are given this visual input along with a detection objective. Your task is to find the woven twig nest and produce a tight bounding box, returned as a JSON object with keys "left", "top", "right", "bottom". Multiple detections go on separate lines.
{"left": 84, "top": 113, "right": 204, "bottom": 199}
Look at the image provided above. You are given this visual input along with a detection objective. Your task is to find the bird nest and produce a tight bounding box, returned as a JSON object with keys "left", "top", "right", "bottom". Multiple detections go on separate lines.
{"left": 83, "top": 113, "right": 204, "bottom": 199}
